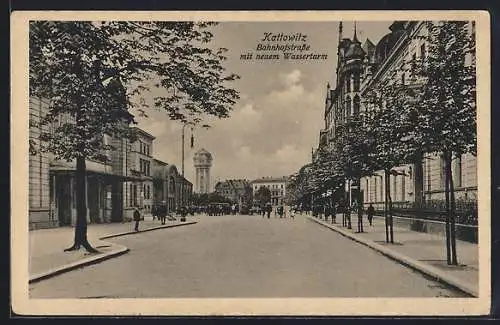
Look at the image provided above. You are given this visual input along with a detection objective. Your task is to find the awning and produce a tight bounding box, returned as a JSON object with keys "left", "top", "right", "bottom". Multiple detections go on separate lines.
{"left": 50, "top": 168, "right": 144, "bottom": 182}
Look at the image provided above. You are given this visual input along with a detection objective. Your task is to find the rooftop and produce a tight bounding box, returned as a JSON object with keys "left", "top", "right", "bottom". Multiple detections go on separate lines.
{"left": 251, "top": 176, "right": 288, "bottom": 184}
{"left": 130, "top": 127, "right": 156, "bottom": 141}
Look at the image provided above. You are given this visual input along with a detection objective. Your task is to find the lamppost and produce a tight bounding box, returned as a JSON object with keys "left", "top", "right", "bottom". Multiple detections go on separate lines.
{"left": 180, "top": 122, "right": 194, "bottom": 221}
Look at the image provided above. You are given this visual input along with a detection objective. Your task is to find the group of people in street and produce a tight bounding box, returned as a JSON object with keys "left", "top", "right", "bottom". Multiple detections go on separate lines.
{"left": 258, "top": 204, "right": 295, "bottom": 220}
{"left": 294, "top": 200, "right": 376, "bottom": 227}
{"left": 132, "top": 203, "right": 191, "bottom": 232}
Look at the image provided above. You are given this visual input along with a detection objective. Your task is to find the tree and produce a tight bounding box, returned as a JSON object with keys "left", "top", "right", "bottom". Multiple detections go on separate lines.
{"left": 408, "top": 21, "right": 476, "bottom": 265}
{"left": 29, "top": 21, "right": 240, "bottom": 252}
{"left": 254, "top": 186, "right": 271, "bottom": 207}
{"left": 334, "top": 114, "right": 374, "bottom": 230}
{"left": 309, "top": 145, "right": 344, "bottom": 219}
{"left": 364, "top": 81, "right": 421, "bottom": 243}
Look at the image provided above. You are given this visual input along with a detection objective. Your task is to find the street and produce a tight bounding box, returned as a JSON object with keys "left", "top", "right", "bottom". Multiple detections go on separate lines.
{"left": 29, "top": 214, "right": 467, "bottom": 298}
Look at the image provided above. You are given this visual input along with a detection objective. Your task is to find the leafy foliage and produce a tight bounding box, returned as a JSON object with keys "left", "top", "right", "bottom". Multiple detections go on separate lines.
{"left": 30, "top": 21, "right": 241, "bottom": 162}
{"left": 410, "top": 21, "right": 476, "bottom": 157}
{"left": 254, "top": 186, "right": 271, "bottom": 206}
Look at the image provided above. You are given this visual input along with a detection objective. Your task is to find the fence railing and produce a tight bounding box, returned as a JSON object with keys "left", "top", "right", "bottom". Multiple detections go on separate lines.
{"left": 373, "top": 200, "right": 478, "bottom": 226}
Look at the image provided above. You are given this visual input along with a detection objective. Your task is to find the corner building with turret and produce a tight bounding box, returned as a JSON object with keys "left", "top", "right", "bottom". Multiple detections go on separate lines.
{"left": 319, "top": 21, "right": 477, "bottom": 213}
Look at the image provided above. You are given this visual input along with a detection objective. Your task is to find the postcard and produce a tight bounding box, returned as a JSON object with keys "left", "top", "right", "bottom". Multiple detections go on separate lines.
{"left": 11, "top": 10, "right": 491, "bottom": 316}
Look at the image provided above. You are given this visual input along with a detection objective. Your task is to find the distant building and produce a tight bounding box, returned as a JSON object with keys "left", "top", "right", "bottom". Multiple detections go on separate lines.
{"left": 152, "top": 159, "right": 193, "bottom": 213}
{"left": 214, "top": 179, "right": 252, "bottom": 205}
{"left": 193, "top": 148, "right": 213, "bottom": 194}
{"left": 251, "top": 176, "right": 288, "bottom": 207}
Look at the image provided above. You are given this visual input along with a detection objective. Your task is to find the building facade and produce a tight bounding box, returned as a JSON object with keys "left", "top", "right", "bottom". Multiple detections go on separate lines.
{"left": 251, "top": 176, "right": 288, "bottom": 207}
{"left": 152, "top": 159, "right": 193, "bottom": 213}
{"left": 319, "top": 21, "right": 477, "bottom": 211}
{"left": 121, "top": 127, "right": 155, "bottom": 220}
{"left": 214, "top": 179, "right": 252, "bottom": 205}
{"left": 193, "top": 148, "right": 213, "bottom": 194}
{"left": 29, "top": 96, "right": 141, "bottom": 229}
{"left": 29, "top": 97, "right": 193, "bottom": 228}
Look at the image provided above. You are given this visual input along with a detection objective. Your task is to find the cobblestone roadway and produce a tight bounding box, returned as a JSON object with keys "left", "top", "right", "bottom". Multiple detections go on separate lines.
{"left": 29, "top": 214, "right": 466, "bottom": 298}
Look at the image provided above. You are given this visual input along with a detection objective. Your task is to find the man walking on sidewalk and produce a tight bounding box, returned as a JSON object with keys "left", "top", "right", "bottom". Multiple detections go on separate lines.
{"left": 133, "top": 207, "right": 141, "bottom": 232}
{"left": 367, "top": 203, "right": 375, "bottom": 226}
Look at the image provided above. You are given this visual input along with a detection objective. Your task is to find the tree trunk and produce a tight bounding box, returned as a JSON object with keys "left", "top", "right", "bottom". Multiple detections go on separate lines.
{"left": 64, "top": 155, "right": 99, "bottom": 253}
{"left": 385, "top": 169, "right": 394, "bottom": 244}
{"left": 413, "top": 150, "right": 425, "bottom": 207}
{"left": 64, "top": 50, "right": 98, "bottom": 253}
{"left": 388, "top": 189, "right": 394, "bottom": 244}
{"left": 384, "top": 169, "right": 390, "bottom": 243}
{"left": 357, "top": 179, "right": 364, "bottom": 233}
{"left": 443, "top": 152, "right": 452, "bottom": 265}
{"left": 347, "top": 180, "right": 352, "bottom": 229}
{"left": 446, "top": 152, "right": 458, "bottom": 265}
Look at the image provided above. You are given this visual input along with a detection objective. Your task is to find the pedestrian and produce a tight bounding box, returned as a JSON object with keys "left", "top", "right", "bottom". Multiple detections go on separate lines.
{"left": 367, "top": 203, "right": 375, "bottom": 226}
{"left": 331, "top": 203, "right": 336, "bottom": 224}
{"left": 133, "top": 206, "right": 141, "bottom": 232}
{"left": 289, "top": 206, "right": 295, "bottom": 219}
{"left": 151, "top": 205, "right": 157, "bottom": 221}
{"left": 159, "top": 203, "right": 167, "bottom": 225}
{"left": 267, "top": 205, "right": 271, "bottom": 219}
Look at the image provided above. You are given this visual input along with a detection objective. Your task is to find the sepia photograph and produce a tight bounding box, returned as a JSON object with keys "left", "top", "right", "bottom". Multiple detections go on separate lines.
{"left": 11, "top": 11, "right": 490, "bottom": 316}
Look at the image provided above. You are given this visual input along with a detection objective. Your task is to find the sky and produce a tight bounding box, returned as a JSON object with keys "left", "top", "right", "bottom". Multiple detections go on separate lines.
{"left": 133, "top": 21, "right": 393, "bottom": 189}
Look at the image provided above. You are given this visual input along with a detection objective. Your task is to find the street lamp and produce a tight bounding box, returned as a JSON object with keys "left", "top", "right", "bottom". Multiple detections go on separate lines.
{"left": 180, "top": 121, "right": 195, "bottom": 221}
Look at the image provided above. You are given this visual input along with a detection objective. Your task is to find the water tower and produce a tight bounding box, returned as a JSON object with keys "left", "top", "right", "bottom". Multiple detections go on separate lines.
{"left": 193, "top": 148, "right": 213, "bottom": 194}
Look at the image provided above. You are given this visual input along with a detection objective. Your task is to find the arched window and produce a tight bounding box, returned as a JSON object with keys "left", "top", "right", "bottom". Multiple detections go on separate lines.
{"left": 345, "top": 96, "right": 351, "bottom": 117}
{"left": 345, "top": 76, "right": 351, "bottom": 93}
{"left": 353, "top": 95, "right": 360, "bottom": 115}
{"left": 169, "top": 176, "right": 176, "bottom": 193}
{"left": 353, "top": 73, "right": 360, "bottom": 92}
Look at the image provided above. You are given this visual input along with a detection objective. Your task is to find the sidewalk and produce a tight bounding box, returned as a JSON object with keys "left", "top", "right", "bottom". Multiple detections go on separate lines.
{"left": 29, "top": 216, "right": 199, "bottom": 283}
{"left": 306, "top": 214, "right": 479, "bottom": 297}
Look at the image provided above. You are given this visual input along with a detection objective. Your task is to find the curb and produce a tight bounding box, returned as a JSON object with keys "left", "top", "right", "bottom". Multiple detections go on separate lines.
{"left": 100, "top": 221, "right": 198, "bottom": 240}
{"left": 30, "top": 221, "right": 198, "bottom": 283}
{"left": 306, "top": 216, "right": 478, "bottom": 298}
{"left": 29, "top": 241, "right": 129, "bottom": 284}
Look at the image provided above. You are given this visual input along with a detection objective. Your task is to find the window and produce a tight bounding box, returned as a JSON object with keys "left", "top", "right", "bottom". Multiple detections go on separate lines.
{"left": 129, "top": 183, "right": 133, "bottom": 206}
{"left": 401, "top": 73, "right": 405, "bottom": 85}
{"left": 353, "top": 73, "right": 360, "bottom": 92}
{"left": 420, "top": 43, "right": 426, "bottom": 61}
{"left": 353, "top": 95, "right": 360, "bottom": 115}
{"left": 401, "top": 175, "right": 406, "bottom": 201}
{"left": 393, "top": 175, "right": 397, "bottom": 202}
{"left": 345, "top": 96, "right": 351, "bottom": 117}
{"left": 440, "top": 154, "right": 446, "bottom": 191}
{"left": 453, "top": 155, "right": 462, "bottom": 188}
{"left": 346, "top": 76, "right": 351, "bottom": 92}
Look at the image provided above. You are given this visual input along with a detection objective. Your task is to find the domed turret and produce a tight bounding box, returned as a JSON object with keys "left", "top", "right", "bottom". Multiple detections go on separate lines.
{"left": 345, "top": 22, "right": 366, "bottom": 60}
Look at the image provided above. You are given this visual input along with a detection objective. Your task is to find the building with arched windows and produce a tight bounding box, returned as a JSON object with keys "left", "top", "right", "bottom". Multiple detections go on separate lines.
{"left": 317, "top": 21, "right": 477, "bottom": 215}
{"left": 152, "top": 159, "right": 193, "bottom": 214}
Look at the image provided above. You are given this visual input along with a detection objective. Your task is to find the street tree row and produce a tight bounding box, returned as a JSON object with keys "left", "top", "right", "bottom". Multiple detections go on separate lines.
{"left": 286, "top": 21, "right": 476, "bottom": 266}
